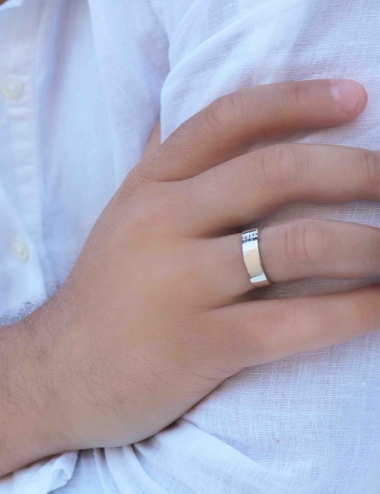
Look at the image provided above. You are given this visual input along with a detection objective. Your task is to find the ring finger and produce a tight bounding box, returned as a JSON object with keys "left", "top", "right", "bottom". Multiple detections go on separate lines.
{"left": 197, "top": 219, "right": 380, "bottom": 303}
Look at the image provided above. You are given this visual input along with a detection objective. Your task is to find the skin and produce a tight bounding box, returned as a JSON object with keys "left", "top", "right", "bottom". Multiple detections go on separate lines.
{"left": 0, "top": 78, "right": 379, "bottom": 478}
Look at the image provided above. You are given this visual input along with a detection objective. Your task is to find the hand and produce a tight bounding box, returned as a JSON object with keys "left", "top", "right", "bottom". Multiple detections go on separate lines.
{"left": 2, "top": 79, "right": 379, "bottom": 475}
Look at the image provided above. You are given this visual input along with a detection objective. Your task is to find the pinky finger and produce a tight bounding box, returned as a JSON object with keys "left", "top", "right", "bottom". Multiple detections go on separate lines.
{"left": 211, "top": 285, "right": 380, "bottom": 370}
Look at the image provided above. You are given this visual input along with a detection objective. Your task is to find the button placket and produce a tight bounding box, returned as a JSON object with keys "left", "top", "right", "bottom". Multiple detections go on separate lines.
{"left": 10, "top": 239, "right": 30, "bottom": 261}
{"left": 0, "top": 4, "right": 45, "bottom": 282}
{"left": 1, "top": 78, "right": 24, "bottom": 100}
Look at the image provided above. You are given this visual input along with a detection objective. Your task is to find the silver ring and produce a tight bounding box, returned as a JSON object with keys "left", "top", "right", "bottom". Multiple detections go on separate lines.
{"left": 242, "top": 228, "right": 272, "bottom": 288}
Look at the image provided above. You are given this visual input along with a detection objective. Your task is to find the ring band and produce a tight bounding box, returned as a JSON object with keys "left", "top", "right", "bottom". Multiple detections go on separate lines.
{"left": 242, "top": 228, "right": 272, "bottom": 288}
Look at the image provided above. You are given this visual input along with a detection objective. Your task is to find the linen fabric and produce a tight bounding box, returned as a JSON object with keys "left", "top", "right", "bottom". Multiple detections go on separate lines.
{"left": 0, "top": 0, "right": 379, "bottom": 493}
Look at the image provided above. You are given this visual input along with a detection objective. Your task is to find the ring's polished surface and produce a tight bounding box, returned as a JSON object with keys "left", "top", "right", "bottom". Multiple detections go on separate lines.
{"left": 242, "top": 228, "right": 272, "bottom": 288}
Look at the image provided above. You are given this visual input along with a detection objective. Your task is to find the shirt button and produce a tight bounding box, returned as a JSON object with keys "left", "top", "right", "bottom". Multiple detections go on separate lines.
{"left": 11, "top": 240, "right": 30, "bottom": 261}
{"left": 1, "top": 78, "right": 24, "bottom": 100}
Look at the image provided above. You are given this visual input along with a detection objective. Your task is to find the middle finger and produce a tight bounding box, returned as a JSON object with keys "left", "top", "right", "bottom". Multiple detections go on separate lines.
{"left": 179, "top": 143, "right": 380, "bottom": 236}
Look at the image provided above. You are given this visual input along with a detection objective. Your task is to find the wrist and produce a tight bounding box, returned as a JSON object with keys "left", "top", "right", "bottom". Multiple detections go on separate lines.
{"left": 0, "top": 302, "right": 71, "bottom": 476}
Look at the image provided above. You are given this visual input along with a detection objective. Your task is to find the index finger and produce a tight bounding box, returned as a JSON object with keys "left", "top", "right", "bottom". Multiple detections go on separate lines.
{"left": 138, "top": 79, "right": 367, "bottom": 182}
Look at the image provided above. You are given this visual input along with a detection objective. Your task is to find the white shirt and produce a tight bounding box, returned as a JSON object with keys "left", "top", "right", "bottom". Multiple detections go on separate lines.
{"left": 0, "top": 0, "right": 379, "bottom": 493}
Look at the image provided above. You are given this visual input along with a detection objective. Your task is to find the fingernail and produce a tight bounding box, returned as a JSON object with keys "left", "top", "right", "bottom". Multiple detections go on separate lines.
{"left": 330, "top": 80, "right": 361, "bottom": 113}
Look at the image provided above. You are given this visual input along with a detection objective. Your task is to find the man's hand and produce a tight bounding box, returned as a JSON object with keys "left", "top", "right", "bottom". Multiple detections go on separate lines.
{"left": 1, "top": 79, "right": 379, "bottom": 477}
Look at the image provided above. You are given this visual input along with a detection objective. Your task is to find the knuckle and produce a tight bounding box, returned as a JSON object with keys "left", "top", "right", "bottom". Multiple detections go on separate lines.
{"left": 123, "top": 207, "right": 155, "bottom": 246}
{"left": 125, "top": 184, "right": 178, "bottom": 241}
{"left": 354, "top": 288, "right": 380, "bottom": 331}
{"left": 256, "top": 144, "right": 305, "bottom": 191}
{"left": 274, "top": 304, "right": 299, "bottom": 337}
{"left": 290, "top": 82, "right": 313, "bottom": 112}
{"left": 203, "top": 96, "right": 229, "bottom": 134}
{"left": 283, "top": 219, "right": 331, "bottom": 268}
{"left": 121, "top": 165, "right": 152, "bottom": 198}
{"left": 203, "top": 92, "right": 244, "bottom": 135}
{"left": 358, "top": 150, "right": 380, "bottom": 193}
{"left": 257, "top": 303, "right": 300, "bottom": 357}
{"left": 282, "top": 82, "right": 312, "bottom": 113}
{"left": 227, "top": 91, "right": 247, "bottom": 117}
{"left": 120, "top": 145, "right": 176, "bottom": 197}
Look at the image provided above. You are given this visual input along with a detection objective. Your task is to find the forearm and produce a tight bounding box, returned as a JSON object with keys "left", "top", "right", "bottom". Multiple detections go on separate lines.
{"left": 0, "top": 312, "right": 66, "bottom": 477}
